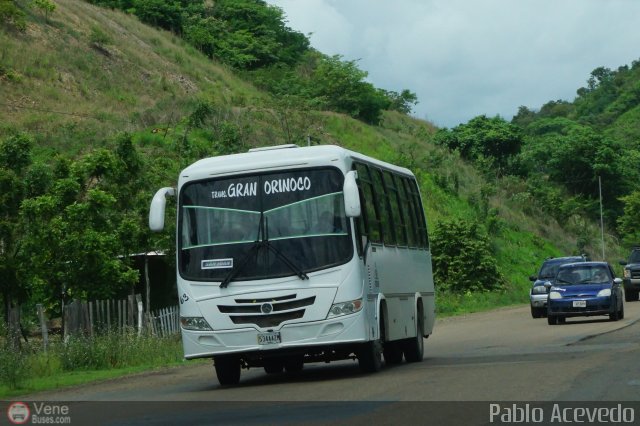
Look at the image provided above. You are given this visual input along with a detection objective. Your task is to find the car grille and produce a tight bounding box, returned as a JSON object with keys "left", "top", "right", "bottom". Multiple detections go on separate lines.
{"left": 217, "top": 295, "right": 316, "bottom": 328}
{"left": 631, "top": 270, "right": 640, "bottom": 279}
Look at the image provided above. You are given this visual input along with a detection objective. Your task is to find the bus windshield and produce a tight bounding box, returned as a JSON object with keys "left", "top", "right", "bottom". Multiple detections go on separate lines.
{"left": 179, "top": 168, "right": 353, "bottom": 282}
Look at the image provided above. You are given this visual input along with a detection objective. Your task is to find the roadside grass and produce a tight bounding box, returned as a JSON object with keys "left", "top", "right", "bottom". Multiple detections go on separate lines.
{"left": 0, "top": 331, "right": 186, "bottom": 398}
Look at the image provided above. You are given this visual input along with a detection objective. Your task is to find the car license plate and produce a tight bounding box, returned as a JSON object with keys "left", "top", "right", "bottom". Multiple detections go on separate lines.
{"left": 257, "top": 332, "right": 281, "bottom": 345}
{"left": 573, "top": 300, "right": 587, "bottom": 308}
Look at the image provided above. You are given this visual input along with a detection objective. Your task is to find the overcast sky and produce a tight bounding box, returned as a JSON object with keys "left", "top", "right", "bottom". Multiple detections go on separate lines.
{"left": 266, "top": 0, "right": 640, "bottom": 128}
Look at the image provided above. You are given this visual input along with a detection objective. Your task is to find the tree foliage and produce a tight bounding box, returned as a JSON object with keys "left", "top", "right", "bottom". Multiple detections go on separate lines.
{"left": 430, "top": 218, "right": 504, "bottom": 293}
{"left": 434, "top": 115, "right": 522, "bottom": 175}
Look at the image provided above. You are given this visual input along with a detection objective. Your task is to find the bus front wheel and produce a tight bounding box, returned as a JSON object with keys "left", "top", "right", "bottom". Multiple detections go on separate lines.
{"left": 214, "top": 356, "right": 241, "bottom": 386}
{"left": 358, "top": 339, "right": 383, "bottom": 372}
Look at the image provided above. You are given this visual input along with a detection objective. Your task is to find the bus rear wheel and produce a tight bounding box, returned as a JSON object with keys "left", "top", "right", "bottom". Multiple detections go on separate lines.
{"left": 403, "top": 304, "right": 424, "bottom": 363}
{"left": 214, "top": 356, "right": 241, "bottom": 386}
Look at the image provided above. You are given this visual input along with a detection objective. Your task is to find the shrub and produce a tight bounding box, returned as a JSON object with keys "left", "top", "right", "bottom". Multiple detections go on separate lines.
{"left": 431, "top": 218, "right": 505, "bottom": 293}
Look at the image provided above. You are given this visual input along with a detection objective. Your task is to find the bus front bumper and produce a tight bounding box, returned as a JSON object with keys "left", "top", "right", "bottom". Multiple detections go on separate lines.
{"left": 182, "top": 309, "right": 367, "bottom": 360}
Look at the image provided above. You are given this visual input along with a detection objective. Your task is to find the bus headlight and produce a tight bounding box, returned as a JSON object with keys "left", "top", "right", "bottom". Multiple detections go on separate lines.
{"left": 180, "top": 316, "right": 213, "bottom": 331}
{"left": 327, "top": 299, "right": 363, "bottom": 318}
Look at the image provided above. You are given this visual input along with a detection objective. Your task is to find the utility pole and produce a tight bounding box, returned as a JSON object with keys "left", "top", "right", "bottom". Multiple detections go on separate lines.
{"left": 599, "top": 176, "right": 605, "bottom": 260}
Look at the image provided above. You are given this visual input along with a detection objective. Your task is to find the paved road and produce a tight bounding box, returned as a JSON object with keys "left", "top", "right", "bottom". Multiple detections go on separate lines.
{"left": 23, "top": 302, "right": 640, "bottom": 403}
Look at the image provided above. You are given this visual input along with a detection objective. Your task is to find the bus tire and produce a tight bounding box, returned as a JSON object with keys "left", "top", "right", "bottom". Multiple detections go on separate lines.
{"left": 383, "top": 341, "right": 403, "bottom": 365}
{"left": 284, "top": 356, "right": 304, "bottom": 373}
{"left": 358, "top": 339, "right": 383, "bottom": 372}
{"left": 264, "top": 359, "right": 284, "bottom": 374}
{"left": 214, "top": 356, "right": 241, "bottom": 386}
{"left": 403, "top": 303, "right": 424, "bottom": 363}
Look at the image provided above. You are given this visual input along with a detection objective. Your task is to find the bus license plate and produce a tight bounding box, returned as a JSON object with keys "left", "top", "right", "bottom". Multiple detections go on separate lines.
{"left": 573, "top": 300, "right": 586, "bottom": 308}
{"left": 258, "top": 332, "right": 281, "bottom": 345}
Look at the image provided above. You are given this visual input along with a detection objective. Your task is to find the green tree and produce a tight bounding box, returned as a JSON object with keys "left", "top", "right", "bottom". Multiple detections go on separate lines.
{"left": 306, "top": 54, "right": 389, "bottom": 124}
{"left": 430, "top": 218, "right": 504, "bottom": 293}
{"left": 618, "top": 191, "right": 640, "bottom": 246}
{"left": 34, "top": 0, "right": 56, "bottom": 21}
{"left": 434, "top": 115, "right": 522, "bottom": 175}
{"left": 0, "top": 0, "right": 26, "bottom": 31}
{"left": 0, "top": 134, "right": 33, "bottom": 318}
{"left": 381, "top": 89, "right": 418, "bottom": 114}
{"left": 19, "top": 138, "right": 153, "bottom": 310}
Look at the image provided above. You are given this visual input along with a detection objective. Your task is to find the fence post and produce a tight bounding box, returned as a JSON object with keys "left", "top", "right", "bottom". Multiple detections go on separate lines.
{"left": 107, "top": 299, "right": 111, "bottom": 331}
{"left": 88, "top": 301, "right": 94, "bottom": 338}
{"left": 128, "top": 294, "right": 135, "bottom": 329}
{"left": 136, "top": 294, "right": 143, "bottom": 337}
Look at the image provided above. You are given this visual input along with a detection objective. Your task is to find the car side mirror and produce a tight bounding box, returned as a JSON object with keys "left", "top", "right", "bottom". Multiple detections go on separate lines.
{"left": 614, "top": 278, "right": 623, "bottom": 285}
{"left": 619, "top": 260, "right": 627, "bottom": 266}
{"left": 529, "top": 275, "right": 537, "bottom": 282}
{"left": 543, "top": 281, "right": 552, "bottom": 288}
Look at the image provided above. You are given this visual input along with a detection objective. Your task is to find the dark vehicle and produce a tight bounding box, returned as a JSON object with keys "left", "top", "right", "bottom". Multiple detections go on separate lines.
{"left": 529, "top": 256, "right": 587, "bottom": 318}
{"left": 546, "top": 262, "right": 624, "bottom": 325}
{"left": 619, "top": 247, "right": 640, "bottom": 302}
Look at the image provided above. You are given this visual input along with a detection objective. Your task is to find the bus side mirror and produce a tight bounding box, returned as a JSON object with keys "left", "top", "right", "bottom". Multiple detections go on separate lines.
{"left": 343, "top": 171, "right": 361, "bottom": 218}
{"left": 149, "top": 187, "right": 175, "bottom": 231}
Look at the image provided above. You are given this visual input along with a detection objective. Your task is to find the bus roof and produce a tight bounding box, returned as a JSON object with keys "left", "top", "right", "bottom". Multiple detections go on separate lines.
{"left": 179, "top": 144, "right": 414, "bottom": 183}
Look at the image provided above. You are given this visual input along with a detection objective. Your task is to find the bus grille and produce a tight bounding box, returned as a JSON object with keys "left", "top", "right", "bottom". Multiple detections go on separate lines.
{"left": 217, "top": 295, "right": 315, "bottom": 327}
{"left": 230, "top": 310, "right": 305, "bottom": 327}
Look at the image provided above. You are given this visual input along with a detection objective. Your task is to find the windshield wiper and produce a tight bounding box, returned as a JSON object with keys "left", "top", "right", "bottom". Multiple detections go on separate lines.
{"left": 263, "top": 216, "right": 308, "bottom": 281}
{"left": 555, "top": 278, "right": 573, "bottom": 285}
{"left": 219, "top": 214, "right": 309, "bottom": 288}
{"left": 220, "top": 215, "right": 263, "bottom": 289}
{"left": 264, "top": 240, "right": 309, "bottom": 281}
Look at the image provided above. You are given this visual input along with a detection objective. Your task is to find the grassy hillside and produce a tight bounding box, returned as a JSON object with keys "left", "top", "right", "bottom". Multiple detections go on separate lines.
{"left": 1, "top": 0, "right": 625, "bottom": 317}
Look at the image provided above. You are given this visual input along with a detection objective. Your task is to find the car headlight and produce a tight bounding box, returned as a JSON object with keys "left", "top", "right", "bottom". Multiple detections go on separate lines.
{"left": 180, "top": 316, "right": 213, "bottom": 331}
{"left": 597, "top": 288, "right": 612, "bottom": 297}
{"left": 532, "top": 286, "right": 547, "bottom": 294}
{"left": 327, "top": 298, "right": 363, "bottom": 318}
{"left": 549, "top": 291, "right": 562, "bottom": 300}
{"left": 624, "top": 269, "right": 631, "bottom": 278}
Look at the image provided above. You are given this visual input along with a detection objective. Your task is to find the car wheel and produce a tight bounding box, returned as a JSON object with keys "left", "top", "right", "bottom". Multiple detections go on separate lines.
{"left": 531, "top": 306, "right": 541, "bottom": 319}
{"left": 619, "top": 302, "right": 625, "bottom": 320}
{"left": 557, "top": 316, "right": 566, "bottom": 324}
{"left": 625, "top": 290, "right": 635, "bottom": 302}
{"left": 609, "top": 307, "right": 620, "bottom": 321}
{"left": 547, "top": 315, "right": 557, "bottom": 325}
{"left": 214, "top": 356, "right": 241, "bottom": 386}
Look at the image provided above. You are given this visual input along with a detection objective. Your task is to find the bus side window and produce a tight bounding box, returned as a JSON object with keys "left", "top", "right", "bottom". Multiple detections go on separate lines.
{"left": 372, "top": 168, "right": 395, "bottom": 246}
{"left": 407, "top": 178, "right": 428, "bottom": 248}
{"left": 355, "top": 163, "right": 382, "bottom": 245}
{"left": 385, "top": 171, "right": 407, "bottom": 247}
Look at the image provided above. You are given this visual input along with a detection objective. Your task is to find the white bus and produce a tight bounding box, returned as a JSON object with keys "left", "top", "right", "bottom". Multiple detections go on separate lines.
{"left": 149, "top": 144, "right": 435, "bottom": 385}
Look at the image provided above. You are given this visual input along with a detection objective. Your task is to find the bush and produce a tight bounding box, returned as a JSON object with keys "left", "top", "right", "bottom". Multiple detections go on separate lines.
{"left": 431, "top": 218, "right": 505, "bottom": 293}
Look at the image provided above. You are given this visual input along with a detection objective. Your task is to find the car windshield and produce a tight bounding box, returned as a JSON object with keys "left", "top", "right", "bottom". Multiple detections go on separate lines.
{"left": 179, "top": 167, "right": 353, "bottom": 282}
{"left": 555, "top": 265, "right": 610, "bottom": 285}
{"left": 538, "top": 261, "right": 563, "bottom": 279}
{"left": 629, "top": 250, "right": 640, "bottom": 263}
